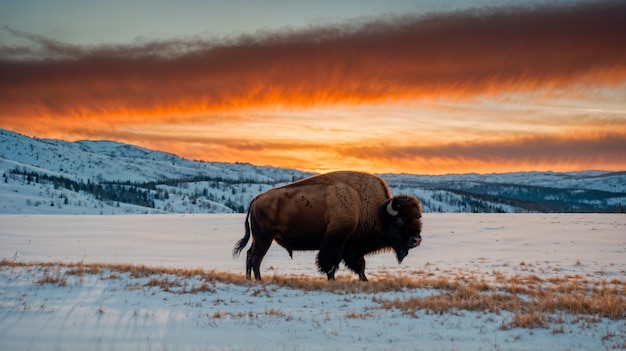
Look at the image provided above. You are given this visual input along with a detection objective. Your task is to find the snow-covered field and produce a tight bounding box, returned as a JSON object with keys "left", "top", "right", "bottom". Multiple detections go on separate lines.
{"left": 1, "top": 214, "right": 625, "bottom": 350}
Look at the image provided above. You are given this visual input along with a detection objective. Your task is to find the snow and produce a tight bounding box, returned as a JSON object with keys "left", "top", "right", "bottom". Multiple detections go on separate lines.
{"left": 0, "top": 128, "right": 311, "bottom": 184}
{"left": 1, "top": 213, "right": 625, "bottom": 350}
{"left": 2, "top": 129, "right": 624, "bottom": 349}
{"left": 3, "top": 128, "right": 625, "bottom": 215}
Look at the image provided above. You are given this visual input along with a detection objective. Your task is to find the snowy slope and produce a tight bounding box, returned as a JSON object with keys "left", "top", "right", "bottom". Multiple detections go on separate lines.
{"left": 1, "top": 128, "right": 625, "bottom": 214}
{"left": 0, "top": 129, "right": 311, "bottom": 214}
{"left": 1, "top": 214, "right": 625, "bottom": 350}
{"left": 384, "top": 171, "right": 626, "bottom": 212}
{"left": 0, "top": 129, "right": 309, "bottom": 183}
{"left": 383, "top": 170, "right": 626, "bottom": 192}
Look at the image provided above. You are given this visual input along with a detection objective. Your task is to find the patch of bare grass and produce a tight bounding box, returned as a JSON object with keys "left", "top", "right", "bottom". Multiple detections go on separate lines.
{"left": 345, "top": 311, "right": 374, "bottom": 319}
{"left": 501, "top": 310, "right": 547, "bottom": 330}
{"left": 34, "top": 271, "right": 67, "bottom": 286}
{"left": 263, "top": 273, "right": 442, "bottom": 294}
{"left": 207, "top": 308, "right": 287, "bottom": 321}
{"left": 3, "top": 259, "right": 624, "bottom": 330}
{"left": 378, "top": 284, "right": 521, "bottom": 317}
{"left": 377, "top": 272, "right": 624, "bottom": 330}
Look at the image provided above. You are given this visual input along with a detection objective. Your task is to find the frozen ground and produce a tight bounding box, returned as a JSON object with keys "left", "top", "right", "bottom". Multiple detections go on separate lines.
{"left": 1, "top": 213, "right": 625, "bottom": 350}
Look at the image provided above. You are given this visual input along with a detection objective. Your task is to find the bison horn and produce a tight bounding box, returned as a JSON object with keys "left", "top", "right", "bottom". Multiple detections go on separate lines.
{"left": 386, "top": 199, "right": 398, "bottom": 216}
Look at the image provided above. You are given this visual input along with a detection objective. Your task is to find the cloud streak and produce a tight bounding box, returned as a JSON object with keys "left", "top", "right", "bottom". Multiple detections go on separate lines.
{"left": 1, "top": 1, "right": 625, "bottom": 173}
{"left": 343, "top": 131, "right": 626, "bottom": 163}
{"left": 2, "top": 1, "right": 625, "bottom": 117}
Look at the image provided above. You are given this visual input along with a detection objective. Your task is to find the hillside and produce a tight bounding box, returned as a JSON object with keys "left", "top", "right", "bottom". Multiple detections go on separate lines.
{"left": 383, "top": 172, "right": 626, "bottom": 213}
{"left": 1, "top": 128, "right": 625, "bottom": 214}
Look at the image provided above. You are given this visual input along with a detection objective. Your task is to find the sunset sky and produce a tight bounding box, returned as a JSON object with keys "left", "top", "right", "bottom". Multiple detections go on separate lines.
{"left": 1, "top": 0, "right": 625, "bottom": 175}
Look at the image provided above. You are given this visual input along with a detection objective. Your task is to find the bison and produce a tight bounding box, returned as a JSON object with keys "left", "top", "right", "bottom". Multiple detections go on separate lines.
{"left": 232, "top": 171, "right": 423, "bottom": 281}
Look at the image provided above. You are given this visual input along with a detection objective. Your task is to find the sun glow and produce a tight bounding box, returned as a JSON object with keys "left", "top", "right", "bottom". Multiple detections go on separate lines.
{"left": 1, "top": 1, "right": 625, "bottom": 174}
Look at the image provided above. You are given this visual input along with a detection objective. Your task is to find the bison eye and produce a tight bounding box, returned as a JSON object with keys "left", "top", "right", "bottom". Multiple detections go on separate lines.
{"left": 395, "top": 217, "right": 406, "bottom": 227}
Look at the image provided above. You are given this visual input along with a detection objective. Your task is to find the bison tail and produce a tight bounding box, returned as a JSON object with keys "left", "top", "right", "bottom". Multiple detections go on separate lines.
{"left": 232, "top": 207, "right": 252, "bottom": 258}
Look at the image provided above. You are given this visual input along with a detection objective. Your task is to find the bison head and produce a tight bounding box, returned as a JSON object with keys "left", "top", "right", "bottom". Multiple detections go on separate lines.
{"left": 382, "top": 195, "right": 423, "bottom": 263}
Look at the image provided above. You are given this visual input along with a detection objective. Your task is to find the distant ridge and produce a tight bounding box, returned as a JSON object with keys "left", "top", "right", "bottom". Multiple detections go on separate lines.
{"left": 1, "top": 128, "right": 625, "bottom": 214}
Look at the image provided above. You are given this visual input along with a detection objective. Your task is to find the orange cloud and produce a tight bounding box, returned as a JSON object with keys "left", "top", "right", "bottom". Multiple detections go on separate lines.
{"left": 2, "top": 1, "right": 625, "bottom": 119}
{"left": 341, "top": 130, "right": 626, "bottom": 166}
{"left": 1, "top": 1, "right": 625, "bottom": 174}
{"left": 43, "top": 126, "right": 623, "bottom": 175}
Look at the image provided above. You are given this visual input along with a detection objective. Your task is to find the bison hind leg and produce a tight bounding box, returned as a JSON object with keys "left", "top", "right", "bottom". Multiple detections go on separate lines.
{"left": 248, "top": 237, "right": 273, "bottom": 281}
{"left": 245, "top": 247, "right": 253, "bottom": 280}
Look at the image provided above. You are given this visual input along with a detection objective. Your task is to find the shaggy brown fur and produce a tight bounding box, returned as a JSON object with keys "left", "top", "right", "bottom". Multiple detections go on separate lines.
{"left": 233, "top": 171, "right": 422, "bottom": 281}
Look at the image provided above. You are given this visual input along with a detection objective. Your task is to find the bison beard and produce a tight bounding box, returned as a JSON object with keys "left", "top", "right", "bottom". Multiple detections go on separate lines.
{"left": 232, "top": 171, "right": 422, "bottom": 281}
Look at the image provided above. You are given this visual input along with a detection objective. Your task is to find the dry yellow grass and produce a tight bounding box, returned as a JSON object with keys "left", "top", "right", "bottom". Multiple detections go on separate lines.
{"left": 34, "top": 271, "right": 68, "bottom": 286}
{"left": 2, "top": 259, "right": 624, "bottom": 330}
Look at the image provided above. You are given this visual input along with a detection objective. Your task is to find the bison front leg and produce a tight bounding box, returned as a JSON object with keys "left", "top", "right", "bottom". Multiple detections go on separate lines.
{"left": 348, "top": 257, "right": 368, "bottom": 282}
{"left": 343, "top": 250, "right": 368, "bottom": 281}
{"left": 316, "top": 237, "right": 345, "bottom": 280}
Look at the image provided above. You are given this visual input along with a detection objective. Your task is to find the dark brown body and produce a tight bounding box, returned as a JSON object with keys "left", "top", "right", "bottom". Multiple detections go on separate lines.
{"left": 233, "top": 171, "right": 422, "bottom": 281}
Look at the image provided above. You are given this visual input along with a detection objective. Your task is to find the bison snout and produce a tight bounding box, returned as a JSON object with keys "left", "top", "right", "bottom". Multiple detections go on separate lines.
{"left": 407, "top": 235, "right": 422, "bottom": 248}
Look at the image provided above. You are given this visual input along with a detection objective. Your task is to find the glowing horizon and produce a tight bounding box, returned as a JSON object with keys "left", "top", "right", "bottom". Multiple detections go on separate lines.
{"left": 1, "top": 1, "right": 625, "bottom": 175}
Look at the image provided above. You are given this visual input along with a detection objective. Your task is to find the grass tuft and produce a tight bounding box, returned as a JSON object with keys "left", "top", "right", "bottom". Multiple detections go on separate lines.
{"left": 3, "top": 259, "right": 624, "bottom": 330}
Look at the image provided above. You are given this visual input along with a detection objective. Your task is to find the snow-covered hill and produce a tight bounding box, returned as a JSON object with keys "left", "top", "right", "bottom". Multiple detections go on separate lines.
{"left": 0, "top": 129, "right": 308, "bottom": 183}
{"left": 383, "top": 171, "right": 626, "bottom": 213}
{"left": 1, "top": 128, "right": 625, "bottom": 214}
{"left": 0, "top": 129, "right": 312, "bottom": 214}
